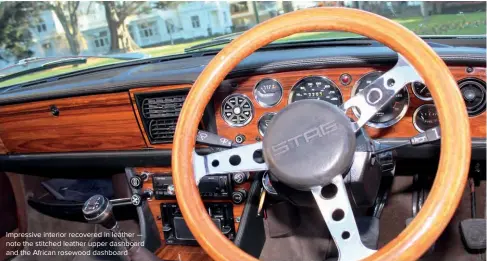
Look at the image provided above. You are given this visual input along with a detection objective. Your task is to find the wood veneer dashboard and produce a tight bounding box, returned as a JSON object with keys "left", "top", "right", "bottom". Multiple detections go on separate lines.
{"left": 0, "top": 66, "right": 483, "bottom": 155}
{"left": 214, "top": 66, "right": 486, "bottom": 143}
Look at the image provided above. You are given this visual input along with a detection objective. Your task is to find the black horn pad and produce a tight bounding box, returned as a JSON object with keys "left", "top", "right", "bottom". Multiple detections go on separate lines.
{"left": 263, "top": 100, "right": 356, "bottom": 190}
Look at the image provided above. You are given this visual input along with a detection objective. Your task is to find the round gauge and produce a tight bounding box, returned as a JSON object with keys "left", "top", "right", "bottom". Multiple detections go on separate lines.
{"left": 221, "top": 94, "right": 254, "bottom": 127}
{"left": 288, "top": 76, "right": 343, "bottom": 106}
{"left": 413, "top": 104, "right": 439, "bottom": 132}
{"left": 412, "top": 81, "right": 432, "bottom": 101}
{"left": 458, "top": 79, "right": 486, "bottom": 116}
{"left": 352, "top": 71, "right": 409, "bottom": 128}
{"left": 253, "top": 79, "right": 283, "bottom": 107}
{"left": 257, "top": 112, "right": 276, "bottom": 136}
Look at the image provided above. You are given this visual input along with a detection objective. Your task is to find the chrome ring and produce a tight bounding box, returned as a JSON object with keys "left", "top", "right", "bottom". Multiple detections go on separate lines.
{"left": 257, "top": 112, "right": 277, "bottom": 136}
{"left": 411, "top": 81, "right": 433, "bottom": 101}
{"left": 288, "top": 75, "right": 343, "bottom": 105}
{"left": 253, "top": 78, "right": 283, "bottom": 108}
{"left": 412, "top": 104, "right": 437, "bottom": 133}
{"left": 221, "top": 93, "right": 254, "bottom": 127}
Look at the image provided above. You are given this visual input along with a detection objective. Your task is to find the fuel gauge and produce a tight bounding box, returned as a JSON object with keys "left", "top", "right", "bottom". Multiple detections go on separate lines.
{"left": 413, "top": 104, "right": 439, "bottom": 132}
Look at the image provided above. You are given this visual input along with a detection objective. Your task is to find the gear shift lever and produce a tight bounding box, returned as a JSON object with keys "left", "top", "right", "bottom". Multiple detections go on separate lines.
{"left": 83, "top": 195, "right": 163, "bottom": 261}
{"left": 83, "top": 194, "right": 117, "bottom": 229}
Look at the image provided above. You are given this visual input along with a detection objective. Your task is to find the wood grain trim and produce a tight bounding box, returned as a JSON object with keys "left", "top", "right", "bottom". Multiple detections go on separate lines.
{"left": 0, "top": 92, "right": 146, "bottom": 153}
{"left": 172, "top": 7, "right": 471, "bottom": 261}
{"left": 156, "top": 245, "right": 213, "bottom": 261}
{"left": 214, "top": 66, "right": 485, "bottom": 142}
{"left": 129, "top": 85, "right": 192, "bottom": 150}
{"left": 134, "top": 167, "right": 248, "bottom": 261}
{"left": 0, "top": 138, "right": 8, "bottom": 154}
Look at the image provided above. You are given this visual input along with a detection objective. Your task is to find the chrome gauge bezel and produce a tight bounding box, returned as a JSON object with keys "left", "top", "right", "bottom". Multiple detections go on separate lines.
{"left": 221, "top": 93, "right": 254, "bottom": 127}
{"left": 257, "top": 112, "right": 277, "bottom": 136}
{"left": 457, "top": 78, "right": 487, "bottom": 117}
{"left": 288, "top": 75, "right": 343, "bottom": 105}
{"left": 411, "top": 81, "right": 433, "bottom": 101}
{"left": 351, "top": 71, "right": 410, "bottom": 129}
{"left": 253, "top": 78, "right": 283, "bottom": 108}
{"left": 412, "top": 104, "right": 438, "bottom": 133}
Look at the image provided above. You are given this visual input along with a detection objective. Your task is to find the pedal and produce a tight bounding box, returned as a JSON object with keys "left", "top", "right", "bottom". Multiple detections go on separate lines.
{"left": 460, "top": 218, "right": 486, "bottom": 251}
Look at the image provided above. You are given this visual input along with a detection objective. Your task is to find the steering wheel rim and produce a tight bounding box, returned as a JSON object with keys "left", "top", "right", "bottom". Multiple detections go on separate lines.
{"left": 172, "top": 7, "right": 471, "bottom": 261}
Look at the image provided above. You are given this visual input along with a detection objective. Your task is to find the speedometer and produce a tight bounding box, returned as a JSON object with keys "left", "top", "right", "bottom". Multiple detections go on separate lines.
{"left": 351, "top": 71, "right": 409, "bottom": 128}
{"left": 288, "top": 76, "right": 343, "bottom": 106}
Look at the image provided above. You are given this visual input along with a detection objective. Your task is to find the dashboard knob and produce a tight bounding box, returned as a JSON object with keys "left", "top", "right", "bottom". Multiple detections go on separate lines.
{"left": 232, "top": 172, "right": 248, "bottom": 185}
{"left": 131, "top": 190, "right": 153, "bottom": 206}
{"left": 140, "top": 172, "right": 151, "bottom": 181}
{"left": 232, "top": 189, "right": 247, "bottom": 204}
{"left": 130, "top": 176, "right": 143, "bottom": 189}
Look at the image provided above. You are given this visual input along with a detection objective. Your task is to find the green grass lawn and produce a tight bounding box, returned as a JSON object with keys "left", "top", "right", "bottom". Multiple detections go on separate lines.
{"left": 0, "top": 58, "right": 122, "bottom": 88}
{"left": 1, "top": 11, "right": 485, "bottom": 88}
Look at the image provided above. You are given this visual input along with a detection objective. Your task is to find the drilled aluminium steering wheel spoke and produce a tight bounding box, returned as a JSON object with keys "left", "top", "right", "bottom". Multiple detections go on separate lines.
{"left": 341, "top": 55, "right": 423, "bottom": 132}
{"left": 311, "top": 175, "right": 376, "bottom": 261}
{"left": 192, "top": 142, "right": 268, "bottom": 184}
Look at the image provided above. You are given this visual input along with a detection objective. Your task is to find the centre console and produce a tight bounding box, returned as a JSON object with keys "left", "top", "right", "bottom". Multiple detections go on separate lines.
{"left": 128, "top": 168, "right": 251, "bottom": 248}
{"left": 161, "top": 202, "right": 235, "bottom": 245}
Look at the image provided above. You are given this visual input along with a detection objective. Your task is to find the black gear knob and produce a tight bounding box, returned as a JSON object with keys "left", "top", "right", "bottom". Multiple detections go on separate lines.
{"left": 82, "top": 194, "right": 116, "bottom": 230}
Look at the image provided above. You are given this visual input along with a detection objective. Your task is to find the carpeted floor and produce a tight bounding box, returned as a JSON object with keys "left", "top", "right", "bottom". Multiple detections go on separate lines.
{"left": 259, "top": 177, "right": 486, "bottom": 261}
{"left": 379, "top": 177, "right": 486, "bottom": 261}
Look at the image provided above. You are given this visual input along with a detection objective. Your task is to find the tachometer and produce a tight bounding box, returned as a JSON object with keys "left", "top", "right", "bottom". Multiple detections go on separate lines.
{"left": 413, "top": 104, "right": 439, "bottom": 132}
{"left": 253, "top": 78, "right": 283, "bottom": 107}
{"left": 351, "top": 71, "right": 409, "bottom": 128}
{"left": 288, "top": 76, "right": 343, "bottom": 106}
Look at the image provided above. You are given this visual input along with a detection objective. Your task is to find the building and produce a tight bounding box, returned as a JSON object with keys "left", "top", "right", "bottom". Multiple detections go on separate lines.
{"left": 228, "top": 1, "right": 318, "bottom": 31}
{"left": 78, "top": 2, "right": 233, "bottom": 53}
{"left": 29, "top": 10, "right": 72, "bottom": 58}
{"left": 78, "top": 2, "right": 111, "bottom": 55}
{"left": 126, "top": 2, "right": 233, "bottom": 48}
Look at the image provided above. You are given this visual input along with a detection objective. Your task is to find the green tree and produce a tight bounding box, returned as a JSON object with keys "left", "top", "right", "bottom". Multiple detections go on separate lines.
{"left": 46, "top": 1, "right": 82, "bottom": 55}
{"left": 0, "top": 2, "right": 38, "bottom": 61}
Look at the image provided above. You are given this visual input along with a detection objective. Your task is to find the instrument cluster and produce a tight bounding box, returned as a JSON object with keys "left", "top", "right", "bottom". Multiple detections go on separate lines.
{"left": 220, "top": 70, "right": 486, "bottom": 135}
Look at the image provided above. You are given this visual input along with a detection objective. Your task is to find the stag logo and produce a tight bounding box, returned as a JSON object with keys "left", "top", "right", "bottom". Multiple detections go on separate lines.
{"left": 271, "top": 121, "right": 338, "bottom": 157}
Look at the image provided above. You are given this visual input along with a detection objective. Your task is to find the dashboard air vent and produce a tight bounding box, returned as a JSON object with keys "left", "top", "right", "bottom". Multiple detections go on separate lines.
{"left": 149, "top": 118, "right": 177, "bottom": 143}
{"left": 142, "top": 95, "right": 186, "bottom": 119}
{"left": 135, "top": 90, "right": 189, "bottom": 144}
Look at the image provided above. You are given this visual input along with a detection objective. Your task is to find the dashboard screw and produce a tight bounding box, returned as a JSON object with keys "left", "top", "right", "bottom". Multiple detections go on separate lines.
{"left": 50, "top": 105, "right": 59, "bottom": 117}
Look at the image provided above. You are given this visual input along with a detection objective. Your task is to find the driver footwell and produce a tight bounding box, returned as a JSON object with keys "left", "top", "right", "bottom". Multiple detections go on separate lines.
{"left": 258, "top": 176, "right": 486, "bottom": 261}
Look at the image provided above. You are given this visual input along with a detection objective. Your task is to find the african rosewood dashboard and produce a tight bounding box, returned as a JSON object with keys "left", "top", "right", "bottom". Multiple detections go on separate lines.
{"left": 0, "top": 66, "right": 483, "bottom": 155}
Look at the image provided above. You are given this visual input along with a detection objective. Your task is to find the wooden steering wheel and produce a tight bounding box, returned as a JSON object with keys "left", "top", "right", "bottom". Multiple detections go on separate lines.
{"left": 172, "top": 7, "right": 471, "bottom": 261}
